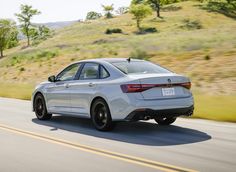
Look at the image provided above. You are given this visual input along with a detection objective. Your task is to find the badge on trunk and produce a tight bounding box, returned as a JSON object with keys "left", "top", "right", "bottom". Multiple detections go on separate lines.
{"left": 167, "top": 78, "right": 172, "bottom": 87}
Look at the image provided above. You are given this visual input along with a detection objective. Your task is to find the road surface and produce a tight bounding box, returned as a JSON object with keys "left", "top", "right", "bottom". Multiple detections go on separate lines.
{"left": 0, "top": 97, "right": 235, "bottom": 172}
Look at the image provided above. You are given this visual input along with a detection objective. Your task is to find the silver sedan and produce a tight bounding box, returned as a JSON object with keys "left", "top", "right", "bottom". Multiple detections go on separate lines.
{"left": 32, "top": 58, "right": 194, "bottom": 131}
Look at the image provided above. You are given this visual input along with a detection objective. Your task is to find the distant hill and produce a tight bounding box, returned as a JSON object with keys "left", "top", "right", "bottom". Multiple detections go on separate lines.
{"left": 1, "top": 1, "right": 236, "bottom": 95}
{"left": 17, "top": 20, "right": 79, "bottom": 39}
{"left": 36, "top": 20, "right": 79, "bottom": 29}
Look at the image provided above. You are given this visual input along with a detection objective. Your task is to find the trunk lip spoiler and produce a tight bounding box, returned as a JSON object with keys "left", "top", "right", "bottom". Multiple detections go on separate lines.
{"left": 120, "top": 82, "right": 191, "bottom": 93}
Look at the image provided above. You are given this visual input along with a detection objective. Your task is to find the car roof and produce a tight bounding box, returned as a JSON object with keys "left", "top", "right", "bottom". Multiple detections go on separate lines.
{"left": 78, "top": 58, "right": 144, "bottom": 63}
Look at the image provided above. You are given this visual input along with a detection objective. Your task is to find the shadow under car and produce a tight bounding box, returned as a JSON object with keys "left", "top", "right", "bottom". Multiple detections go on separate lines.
{"left": 32, "top": 116, "right": 211, "bottom": 146}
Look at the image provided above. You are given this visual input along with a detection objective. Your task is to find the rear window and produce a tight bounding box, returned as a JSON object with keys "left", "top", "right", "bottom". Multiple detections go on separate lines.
{"left": 111, "top": 61, "right": 171, "bottom": 74}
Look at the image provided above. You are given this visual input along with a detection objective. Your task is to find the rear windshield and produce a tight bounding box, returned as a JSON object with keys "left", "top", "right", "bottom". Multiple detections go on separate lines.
{"left": 111, "top": 61, "right": 171, "bottom": 74}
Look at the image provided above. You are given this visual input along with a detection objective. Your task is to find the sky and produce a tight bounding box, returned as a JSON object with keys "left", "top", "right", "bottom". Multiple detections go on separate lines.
{"left": 0, "top": 0, "right": 132, "bottom": 23}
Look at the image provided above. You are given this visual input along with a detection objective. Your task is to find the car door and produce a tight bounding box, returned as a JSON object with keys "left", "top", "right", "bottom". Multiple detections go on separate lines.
{"left": 46, "top": 63, "right": 81, "bottom": 114}
{"left": 69, "top": 62, "right": 100, "bottom": 116}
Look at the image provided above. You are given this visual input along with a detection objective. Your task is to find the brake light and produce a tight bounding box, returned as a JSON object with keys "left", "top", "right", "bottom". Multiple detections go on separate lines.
{"left": 121, "top": 82, "right": 191, "bottom": 93}
{"left": 120, "top": 84, "right": 156, "bottom": 93}
{"left": 179, "top": 82, "right": 191, "bottom": 89}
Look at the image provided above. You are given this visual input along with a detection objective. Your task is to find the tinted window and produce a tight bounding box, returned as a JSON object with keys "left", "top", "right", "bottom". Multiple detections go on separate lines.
{"left": 57, "top": 63, "right": 81, "bottom": 81}
{"left": 100, "top": 66, "right": 109, "bottom": 79}
{"left": 111, "top": 61, "right": 170, "bottom": 74}
{"left": 80, "top": 63, "right": 99, "bottom": 80}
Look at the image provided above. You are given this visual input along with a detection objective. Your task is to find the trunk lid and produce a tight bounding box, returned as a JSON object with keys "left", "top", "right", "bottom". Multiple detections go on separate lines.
{"left": 128, "top": 73, "right": 191, "bottom": 100}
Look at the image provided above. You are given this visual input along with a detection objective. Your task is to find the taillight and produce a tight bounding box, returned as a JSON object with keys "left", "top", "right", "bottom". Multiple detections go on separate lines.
{"left": 120, "top": 84, "right": 155, "bottom": 93}
{"left": 179, "top": 82, "right": 191, "bottom": 89}
{"left": 121, "top": 82, "right": 191, "bottom": 93}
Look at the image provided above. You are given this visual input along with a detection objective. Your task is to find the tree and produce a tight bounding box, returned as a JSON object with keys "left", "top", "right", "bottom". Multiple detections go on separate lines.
{"left": 131, "top": 0, "right": 146, "bottom": 5}
{"left": 31, "top": 25, "right": 51, "bottom": 45}
{"left": 15, "top": 4, "right": 41, "bottom": 46}
{"left": 116, "top": 7, "right": 129, "bottom": 15}
{"left": 86, "top": 11, "right": 102, "bottom": 20}
{"left": 130, "top": 4, "right": 152, "bottom": 31}
{"left": 0, "top": 19, "right": 18, "bottom": 58}
{"left": 147, "top": 0, "right": 180, "bottom": 17}
{"left": 146, "top": 0, "right": 161, "bottom": 17}
{"left": 226, "top": 0, "right": 236, "bottom": 9}
{"left": 132, "top": 0, "right": 177, "bottom": 18}
{"left": 102, "top": 4, "right": 114, "bottom": 18}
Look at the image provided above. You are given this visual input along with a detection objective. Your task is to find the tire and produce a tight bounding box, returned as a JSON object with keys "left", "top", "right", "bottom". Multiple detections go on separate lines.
{"left": 154, "top": 117, "right": 176, "bottom": 125}
{"left": 34, "top": 94, "right": 52, "bottom": 120}
{"left": 91, "top": 98, "right": 115, "bottom": 131}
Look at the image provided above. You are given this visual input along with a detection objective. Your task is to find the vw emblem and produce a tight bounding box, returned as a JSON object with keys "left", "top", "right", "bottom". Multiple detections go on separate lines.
{"left": 167, "top": 79, "right": 172, "bottom": 87}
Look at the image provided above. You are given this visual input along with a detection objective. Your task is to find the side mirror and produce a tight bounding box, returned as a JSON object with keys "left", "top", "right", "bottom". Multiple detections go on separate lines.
{"left": 48, "top": 75, "right": 56, "bottom": 82}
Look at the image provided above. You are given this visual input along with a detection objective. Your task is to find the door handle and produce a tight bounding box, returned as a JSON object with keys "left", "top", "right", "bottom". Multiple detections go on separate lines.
{"left": 88, "top": 83, "right": 94, "bottom": 87}
{"left": 65, "top": 84, "right": 69, "bottom": 88}
{"left": 55, "top": 82, "right": 64, "bottom": 86}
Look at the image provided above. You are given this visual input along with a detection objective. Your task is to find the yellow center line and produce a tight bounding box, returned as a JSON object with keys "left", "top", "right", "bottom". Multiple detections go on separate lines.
{"left": 0, "top": 124, "right": 197, "bottom": 172}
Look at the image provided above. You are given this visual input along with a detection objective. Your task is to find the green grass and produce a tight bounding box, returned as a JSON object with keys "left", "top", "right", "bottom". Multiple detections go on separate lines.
{"left": 0, "top": 83, "right": 34, "bottom": 100}
{"left": 193, "top": 95, "right": 236, "bottom": 122}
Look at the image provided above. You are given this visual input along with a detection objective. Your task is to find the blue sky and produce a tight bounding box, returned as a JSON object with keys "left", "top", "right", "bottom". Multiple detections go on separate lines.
{"left": 1, "top": 0, "right": 131, "bottom": 23}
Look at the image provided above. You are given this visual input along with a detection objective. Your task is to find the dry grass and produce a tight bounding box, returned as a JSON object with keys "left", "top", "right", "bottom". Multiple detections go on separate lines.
{"left": 193, "top": 94, "right": 236, "bottom": 122}
{"left": 0, "top": 82, "right": 33, "bottom": 100}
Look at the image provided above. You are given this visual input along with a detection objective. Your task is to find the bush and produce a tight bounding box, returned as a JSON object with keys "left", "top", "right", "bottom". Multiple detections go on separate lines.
{"left": 86, "top": 11, "right": 102, "bottom": 20}
{"left": 32, "top": 25, "right": 52, "bottom": 45}
{"left": 10, "top": 56, "right": 21, "bottom": 66}
{"left": 180, "top": 19, "right": 202, "bottom": 30}
{"left": 200, "top": 0, "right": 236, "bottom": 18}
{"left": 142, "top": 27, "right": 158, "bottom": 33}
{"left": 108, "top": 50, "right": 118, "bottom": 56}
{"left": 204, "top": 55, "right": 211, "bottom": 60}
{"left": 36, "top": 51, "right": 58, "bottom": 59}
{"left": 19, "top": 67, "right": 25, "bottom": 72}
{"left": 130, "top": 49, "right": 150, "bottom": 60}
{"left": 105, "top": 28, "right": 123, "bottom": 34}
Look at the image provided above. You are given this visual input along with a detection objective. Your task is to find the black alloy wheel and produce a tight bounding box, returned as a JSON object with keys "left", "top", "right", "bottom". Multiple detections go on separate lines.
{"left": 34, "top": 94, "right": 52, "bottom": 120}
{"left": 91, "top": 98, "right": 114, "bottom": 131}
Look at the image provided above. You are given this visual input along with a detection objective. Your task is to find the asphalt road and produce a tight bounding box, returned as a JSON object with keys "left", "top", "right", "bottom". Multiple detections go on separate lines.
{"left": 0, "top": 98, "right": 235, "bottom": 172}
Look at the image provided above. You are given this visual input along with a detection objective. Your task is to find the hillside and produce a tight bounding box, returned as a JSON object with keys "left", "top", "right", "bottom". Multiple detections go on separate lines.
{"left": 0, "top": 1, "right": 236, "bottom": 97}
{"left": 17, "top": 20, "right": 78, "bottom": 40}
{"left": 38, "top": 20, "right": 78, "bottom": 29}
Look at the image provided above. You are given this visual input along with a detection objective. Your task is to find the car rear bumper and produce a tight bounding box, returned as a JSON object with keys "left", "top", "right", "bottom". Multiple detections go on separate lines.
{"left": 109, "top": 94, "right": 194, "bottom": 120}
{"left": 125, "top": 105, "right": 194, "bottom": 121}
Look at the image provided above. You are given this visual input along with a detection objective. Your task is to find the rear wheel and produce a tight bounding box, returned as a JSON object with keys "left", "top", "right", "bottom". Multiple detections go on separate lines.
{"left": 91, "top": 98, "right": 114, "bottom": 131}
{"left": 34, "top": 94, "right": 52, "bottom": 120}
{"left": 154, "top": 117, "right": 176, "bottom": 125}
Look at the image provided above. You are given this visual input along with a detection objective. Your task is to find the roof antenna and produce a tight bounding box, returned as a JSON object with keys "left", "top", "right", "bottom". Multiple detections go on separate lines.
{"left": 127, "top": 57, "right": 131, "bottom": 63}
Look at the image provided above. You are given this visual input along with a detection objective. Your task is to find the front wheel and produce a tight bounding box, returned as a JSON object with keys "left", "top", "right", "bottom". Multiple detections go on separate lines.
{"left": 91, "top": 98, "right": 115, "bottom": 131}
{"left": 154, "top": 117, "right": 176, "bottom": 125}
{"left": 34, "top": 94, "right": 52, "bottom": 120}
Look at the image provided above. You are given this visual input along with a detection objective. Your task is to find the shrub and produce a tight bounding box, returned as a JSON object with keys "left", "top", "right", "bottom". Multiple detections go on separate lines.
{"left": 105, "top": 29, "right": 112, "bottom": 34}
{"left": 204, "top": 55, "right": 211, "bottom": 60}
{"left": 130, "top": 49, "right": 150, "bottom": 60}
{"left": 142, "top": 27, "right": 158, "bottom": 33}
{"left": 180, "top": 19, "right": 202, "bottom": 30}
{"left": 105, "top": 28, "right": 123, "bottom": 34}
{"left": 36, "top": 51, "right": 58, "bottom": 59}
{"left": 86, "top": 11, "right": 102, "bottom": 20}
{"left": 200, "top": 0, "right": 236, "bottom": 18}
{"left": 19, "top": 67, "right": 25, "bottom": 72}
{"left": 108, "top": 50, "right": 118, "bottom": 56}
